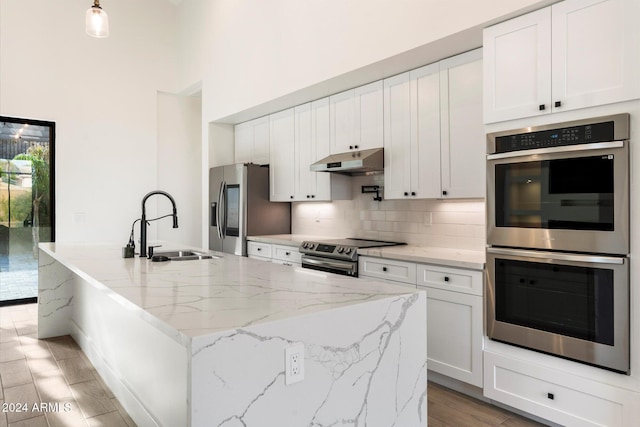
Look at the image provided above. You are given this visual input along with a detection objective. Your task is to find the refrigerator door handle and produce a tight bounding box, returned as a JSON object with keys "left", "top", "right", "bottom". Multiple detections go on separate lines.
{"left": 216, "top": 181, "right": 224, "bottom": 239}
{"left": 220, "top": 180, "right": 227, "bottom": 238}
{"left": 210, "top": 202, "right": 217, "bottom": 227}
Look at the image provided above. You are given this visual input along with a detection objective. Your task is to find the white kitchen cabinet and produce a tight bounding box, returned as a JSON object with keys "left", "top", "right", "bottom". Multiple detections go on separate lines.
{"left": 234, "top": 116, "right": 270, "bottom": 165}
{"left": 439, "top": 51, "right": 485, "bottom": 198}
{"left": 483, "top": 0, "right": 640, "bottom": 123}
{"left": 247, "top": 241, "right": 272, "bottom": 261}
{"left": 269, "top": 108, "right": 296, "bottom": 201}
{"left": 417, "top": 263, "right": 483, "bottom": 387}
{"left": 330, "top": 80, "right": 383, "bottom": 154}
{"left": 383, "top": 49, "right": 483, "bottom": 200}
{"left": 359, "top": 255, "right": 484, "bottom": 387}
{"left": 416, "top": 263, "right": 483, "bottom": 296}
{"left": 270, "top": 100, "right": 351, "bottom": 202}
{"left": 383, "top": 64, "right": 440, "bottom": 200}
{"left": 297, "top": 99, "right": 351, "bottom": 201}
{"left": 247, "top": 241, "right": 301, "bottom": 267}
{"left": 484, "top": 350, "right": 640, "bottom": 426}
{"left": 424, "top": 287, "right": 483, "bottom": 387}
{"left": 358, "top": 256, "right": 417, "bottom": 286}
{"left": 271, "top": 244, "right": 302, "bottom": 267}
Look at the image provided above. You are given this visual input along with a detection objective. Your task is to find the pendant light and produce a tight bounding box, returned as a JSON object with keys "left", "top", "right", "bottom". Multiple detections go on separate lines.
{"left": 86, "top": 0, "right": 110, "bottom": 38}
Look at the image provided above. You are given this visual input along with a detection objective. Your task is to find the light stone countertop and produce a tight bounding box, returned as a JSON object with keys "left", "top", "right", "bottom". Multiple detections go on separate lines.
{"left": 248, "top": 234, "right": 486, "bottom": 270}
{"left": 247, "top": 234, "right": 338, "bottom": 246}
{"left": 39, "top": 242, "right": 421, "bottom": 343}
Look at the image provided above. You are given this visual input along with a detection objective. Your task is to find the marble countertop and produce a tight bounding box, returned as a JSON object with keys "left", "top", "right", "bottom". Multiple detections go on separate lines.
{"left": 247, "top": 234, "right": 339, "bottom": 246}
{"left": 247, "top": 235, "right": 485, "bottom": 270}
{"left": 39, "top": 242, "right": 421, "bottom": 343}
{"left": 359, "top": 246, "right": 485, "bottom": 270}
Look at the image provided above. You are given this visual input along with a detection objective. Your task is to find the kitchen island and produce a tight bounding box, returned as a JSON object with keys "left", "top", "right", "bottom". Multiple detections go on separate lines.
{"left": 37, "top": 242, "right": 427, "bottom": 427}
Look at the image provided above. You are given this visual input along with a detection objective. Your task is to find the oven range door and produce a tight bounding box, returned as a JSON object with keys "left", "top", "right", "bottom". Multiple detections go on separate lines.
{"left": 301, "top": 255, "right": 358, "bottom": 277}
{"left": 487, "top": 140, "right": 629, "bottom": 255}
{"left": 486, "top": 247, "right": 629, "bottom": 374}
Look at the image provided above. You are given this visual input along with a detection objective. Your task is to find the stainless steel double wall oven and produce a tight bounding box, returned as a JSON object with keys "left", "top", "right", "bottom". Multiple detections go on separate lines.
{"left": 486, "top": 114, "right": 631, "bottom": 374}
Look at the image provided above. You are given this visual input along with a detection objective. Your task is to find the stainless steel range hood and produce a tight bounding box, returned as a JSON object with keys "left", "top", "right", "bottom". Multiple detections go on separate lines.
{"left": 310, "top": 148, "right": 384, "bottom": 175}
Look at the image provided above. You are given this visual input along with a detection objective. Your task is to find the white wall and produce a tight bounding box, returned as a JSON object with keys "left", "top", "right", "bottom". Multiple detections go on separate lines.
{"left": 199, "top": 0, "right": 552, "bottom": 124}
{"left": 0, "top": 0, "right": 180, "bottom": 244}
{"left": 156, "top": 92, "right": 202, "bottom": 248}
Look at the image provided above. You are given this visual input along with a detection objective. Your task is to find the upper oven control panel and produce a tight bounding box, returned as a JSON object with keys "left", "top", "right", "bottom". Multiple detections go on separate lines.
{"left": 299, "top": 241, "right": 357, "bottom": 261}
{"left": 488, "top": 113, "right": 629, "bottom": 154}
{"left": 495, "top": 121, "right": 614, "bottom": 153}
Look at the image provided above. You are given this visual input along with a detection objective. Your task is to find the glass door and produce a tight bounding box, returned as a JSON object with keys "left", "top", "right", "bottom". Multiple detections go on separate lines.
{"left": 0, "top": 117, "right": 55, "bottom": 306}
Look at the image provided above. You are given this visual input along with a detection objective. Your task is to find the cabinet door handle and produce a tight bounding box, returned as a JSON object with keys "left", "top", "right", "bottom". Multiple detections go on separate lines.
{"left": 290, "top": 195, "right": 294, "bottom": 199}
{"left": 547, "top": 393, "right": 555, "bottom": 400}
{"left": 349, "top": 145, "right": 354, "bottom": 149}
{"left": 306, "top": 195, "right": 310, "bottom": 198}
{"left": 444, "top": 276, "right": 450, "bottom": 282}
{"left": 404, "top": 192, "right": 409, "bottom": 196}
{"left": 411, "top": 191, "right": 416, "bottom": 196}
{"left": 442, "top": 190, "right": 448, "bottom": 196}
{"left": 382, "top": 267, "right": 388, "bottom": 272}
{"left": 257, "top": 247, "right": 262, "bottom": 251}
{"left": 539, "top": 104, "right": 546, "bottom": 111}
{"left": 354, "top": 145, "right": 359, "bottom": 149}
{"left": 285, "top": 252, "right": 291, "bottom": 256}
{"left": 311, "top": 195, "right": 315, "bottom": 198}
{"left": 554, "top": 101, "right": 562, "bottom": 108}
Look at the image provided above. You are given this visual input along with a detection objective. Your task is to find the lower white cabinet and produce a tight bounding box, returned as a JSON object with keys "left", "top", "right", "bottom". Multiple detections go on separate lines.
{"left": 358, "top": 256, "right": 417, "bottom": 285}
{"left": 247, "top": 241, "right": 272, "bottom": 261}
{"left": 484, "top": 351, "right": 640, "bottom": 427}
{"left": 422, "top": 287, "right": 483, "bottom": 387}
{"left": 247, "top": 241, "right": 301, "bottom": 267}
{"left": 359, "top": 255, "right": 484, "bottom": 387}
{"left": 271, "top": 244, "right": 301, "bottom": 267}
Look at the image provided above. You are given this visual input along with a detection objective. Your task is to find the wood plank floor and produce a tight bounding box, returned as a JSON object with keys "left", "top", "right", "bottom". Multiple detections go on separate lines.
{"left": 1, "top": 303, "right": 547, "bottom": 426}
{"left": 428, "top": 382, "right": 547, "bottom": 426}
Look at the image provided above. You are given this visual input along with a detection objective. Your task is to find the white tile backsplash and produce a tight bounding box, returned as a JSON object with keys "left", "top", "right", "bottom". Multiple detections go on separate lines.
{"left": 292, "top": 175, "right": 487, "bottom": 251}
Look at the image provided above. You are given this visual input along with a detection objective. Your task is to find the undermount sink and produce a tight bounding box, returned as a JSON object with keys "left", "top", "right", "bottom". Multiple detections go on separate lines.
{"left": 152, "top": 250, "right": 220, "bottom": 261}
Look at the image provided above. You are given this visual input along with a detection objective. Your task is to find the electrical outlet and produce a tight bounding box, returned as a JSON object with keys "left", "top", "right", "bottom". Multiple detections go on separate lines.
{"left": 285, "top": 343, "right": 305, "bottom": 385}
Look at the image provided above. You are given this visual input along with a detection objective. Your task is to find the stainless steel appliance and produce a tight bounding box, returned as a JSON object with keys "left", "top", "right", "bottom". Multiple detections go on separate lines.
{"left": 486, "top": 247, "right": 629, "bottom": 373}
{"left": 209, "top": 164, "right": 291, "bottom": 255}
{"left": 487, "top": 113, "right": 629, "bottom": 254}
{"left": 310, "top": 148, "right": 384, "bottom": 175}
{"left": 486, "top": 114, "right": 631, "bottom": 374}
{"left": 300, "top": 238, "right": 404, "bottom": 277}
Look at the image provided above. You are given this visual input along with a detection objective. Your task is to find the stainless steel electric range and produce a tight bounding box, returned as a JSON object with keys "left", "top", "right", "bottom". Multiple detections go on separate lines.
{"left": 299, "top": 238, "right": 405, "bottom": 277}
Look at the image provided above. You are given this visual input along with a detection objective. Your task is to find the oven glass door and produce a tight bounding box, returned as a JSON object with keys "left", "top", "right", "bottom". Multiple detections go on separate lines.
{"left": 494, "top": 256, "right": 614, "bottom": 345}
{"left": 486, "top": 248, "right": 629, "bottom": 373}
{"left": 487, "top": 142, "right": 629, "bottom": 254}
{"left": 495, "top": 155, "right": 614, "bottom": 231}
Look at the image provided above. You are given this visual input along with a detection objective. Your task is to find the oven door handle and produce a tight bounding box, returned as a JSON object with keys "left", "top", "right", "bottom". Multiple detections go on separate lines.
{"left": 487, "top": 247, "right": 626, "bottom": 265}
{"left": 301, "top": 256, "right": 356, "bottom": 271}
{"left": 487, "top": 140, "right": 625, "bottom": 161}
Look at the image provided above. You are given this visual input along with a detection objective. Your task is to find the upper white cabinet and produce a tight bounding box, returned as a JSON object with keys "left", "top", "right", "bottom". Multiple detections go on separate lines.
{"left": 384, "top": 49, "right": 484, "bottom": 200}
{"left": 269, "top": 108, "right": 295, "bottom": 201}
{"left": 383, "top": 64, "right": 441, "bottom": 200}
{"left": 330, "top": 81, "right": 384, "bottom": 154}
{"left": 484, "top": 0, "right": 640, "bottom": 123}
{"left": 270, "top": 101, "right": 351, "bottom": 202}
{"left": 234, "top": 116, "right": 270, "bottom": 165}
{"left": 440, "top": 51, "right": 485, "bottom": 198}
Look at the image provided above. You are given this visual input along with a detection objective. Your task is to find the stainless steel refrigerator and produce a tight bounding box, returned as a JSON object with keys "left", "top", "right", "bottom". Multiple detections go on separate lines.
{"left": 209, "top": 164, "right": 291, "bottom": 255}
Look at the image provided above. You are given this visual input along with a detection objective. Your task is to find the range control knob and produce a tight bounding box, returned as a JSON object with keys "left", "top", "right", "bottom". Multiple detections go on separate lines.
{"left": 337, "top": 247, "right": 344, "bottom": 253}
{"left": 344, "top": 247, "right": 352, "bottom": 254}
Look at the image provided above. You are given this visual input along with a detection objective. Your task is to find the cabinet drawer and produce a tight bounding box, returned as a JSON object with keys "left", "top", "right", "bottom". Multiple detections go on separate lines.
{"left": 271, "top": 245, "right": 301, "bottom": 264}
{"left": 358, "top": 256, "right": 416, "bottom": 285}
{"left": 247, "top": 242, "right": 272, "bottom": 258}
{"left": 484, "top": 351, "right": 638, "bottom": 427}
{"left": 416, "top": 264, "right": 482, "bottom": 296}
